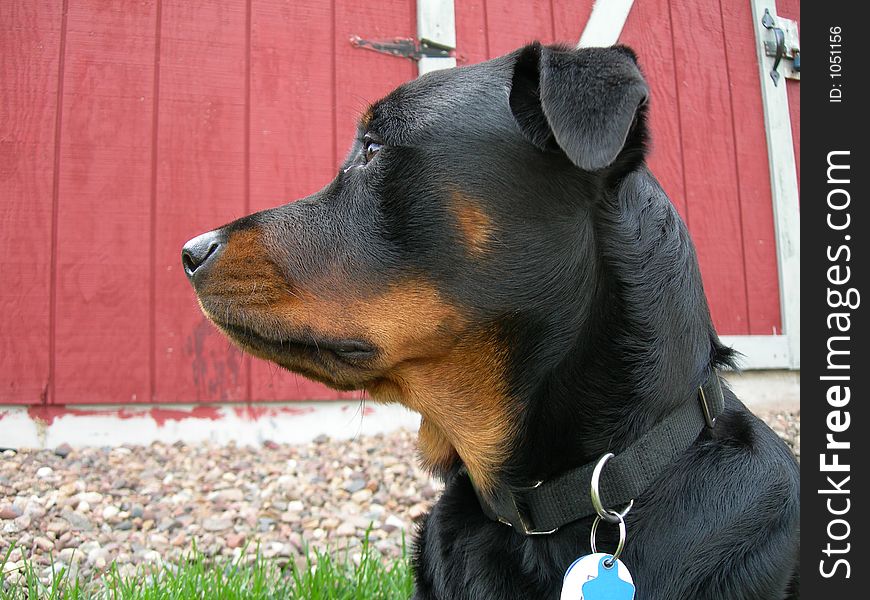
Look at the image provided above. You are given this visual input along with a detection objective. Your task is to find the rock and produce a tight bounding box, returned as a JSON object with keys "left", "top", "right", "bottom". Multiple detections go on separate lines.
{"left": 226, "top": 532, "right": 246, "bottom": 549}
{"left": 13, "top": 514, "right": 31, "bottom": 530}
{"left": 54, "top": 443, "right": 73, "bottom": 458}
{"left": 47, "top": 519, "right": 70, "bottom": 534}
{"left": 60, "top": 509, "right": 94, "bottom": 531}
{"left": 336, "top": 521, "right": 357, "bottom": 536}
{"left": 36, "top": 466, "right": 53, "bottom": 478}
{"left": 343, "top": 478, "right": 367, "bottom": 494}
{"left": 218, "top": 488, "right": 245, "bottom": 502}
{"left": 78, "top": 492, "right": 103, "bottom": 504}
{"left": 102, "top": 506, "right": 120, "bottom": 520}
{"left": 58, "top": 547, "right": 80, "bottom": 563}
{"left": 350, "top": 489, "right": 372, "bottom": 503}
{"left": 87, "top": 547, "right": 109, "bottom": 570}
{"left": 57, "top": 531, "right": 77, "bottom": 549}
{"left": 130, "top": 504, "right": 144, "bottom": 519}
{"left": 79, "top": 540, "right": 101, "bottom": 555}
{"left": 0, "top": 505, "right": 21, "bottom": 520}
{"left": 34, "top": 536, "right": 55, "bottom": 552}
{"left": 116, "top": 520, "right": 133, "bottom": 531}
{"left": 202, "top": 517, "right": 233, "bottom": 532}
{"left": 58, "top": 482, "right": 79, "bottom": 497}
{"left": 383, "top": 514, "right": 406, "bottom": 533}
{"left": 24, "top": 502, "right": 46, "bottom": 519}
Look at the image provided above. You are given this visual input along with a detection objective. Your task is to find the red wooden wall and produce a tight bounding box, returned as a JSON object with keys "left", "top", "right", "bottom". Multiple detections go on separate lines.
{"left": 1, "top": 0, "right": 797, "bottom": 406}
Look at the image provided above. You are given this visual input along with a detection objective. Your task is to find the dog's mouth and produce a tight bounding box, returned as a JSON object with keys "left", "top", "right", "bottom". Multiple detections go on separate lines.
{"left": 210, "top": 316, "right": 379, "bottom": 390}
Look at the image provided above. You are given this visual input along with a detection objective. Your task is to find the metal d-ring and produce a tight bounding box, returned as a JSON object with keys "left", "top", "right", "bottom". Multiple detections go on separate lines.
{"left": 590, "top": 453, "right": 635, "bottom": 524}
{"left": 590, "top": 509, "right": 627, "bottom": 567}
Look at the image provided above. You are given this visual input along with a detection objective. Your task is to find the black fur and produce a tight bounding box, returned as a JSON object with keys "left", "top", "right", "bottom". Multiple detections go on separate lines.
{"left": 183, "top": 43, "right": 800, "bottom": 599}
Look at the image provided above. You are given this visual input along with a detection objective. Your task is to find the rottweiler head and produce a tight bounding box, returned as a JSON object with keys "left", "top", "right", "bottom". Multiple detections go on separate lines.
{"left": 182, "top": 44, "right": 652, "bottom": 491}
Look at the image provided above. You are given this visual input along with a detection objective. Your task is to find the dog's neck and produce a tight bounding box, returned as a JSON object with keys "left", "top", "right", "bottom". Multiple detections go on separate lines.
{"left": 505, "top": 168, "right": 731, "bottom": 487}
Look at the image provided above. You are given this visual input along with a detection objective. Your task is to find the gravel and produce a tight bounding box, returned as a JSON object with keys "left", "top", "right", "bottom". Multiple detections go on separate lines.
{"left": 0, "top": 410, "right": 798, "bottom": 587}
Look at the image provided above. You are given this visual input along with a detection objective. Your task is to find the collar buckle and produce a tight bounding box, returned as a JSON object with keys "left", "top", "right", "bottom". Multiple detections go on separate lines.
{"left": 478, "top": 479, "right": 559, "bottom": 535}
{"left": 698, "top": 373, "right": 723, "bottom": 428}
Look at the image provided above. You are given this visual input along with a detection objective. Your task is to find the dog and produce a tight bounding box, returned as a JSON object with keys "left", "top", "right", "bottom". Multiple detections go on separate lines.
{"left": 182, "top": 43, "right": 800, "bottom": 599}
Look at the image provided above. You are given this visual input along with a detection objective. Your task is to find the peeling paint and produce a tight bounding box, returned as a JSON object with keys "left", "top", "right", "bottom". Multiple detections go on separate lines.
{"left": 231, "top": 404, "right": 317, "bottom": 420}
{"left": 149, "top": 406, "right": 222, "bottom": 426}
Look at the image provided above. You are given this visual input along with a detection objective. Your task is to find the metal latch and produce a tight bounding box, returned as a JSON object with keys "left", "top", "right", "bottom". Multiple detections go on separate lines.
{"left": 761, "top": 9, "right": 800, "bottom": 84}
{"left": 350, "top": 36, "right": 453, "bottom": 62}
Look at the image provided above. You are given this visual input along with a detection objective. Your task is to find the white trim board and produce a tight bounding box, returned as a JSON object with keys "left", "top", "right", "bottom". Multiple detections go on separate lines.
{"left": 417, "top": 0, "right": 457, "bottom": 75}
{"left": 750, "top": 0, "right": 801, "bottom": 370}
{"left": 578, "top": 0, "right": 636, "bottom": 47}
{"left": 720, "top": 335, "right": 791, "bottom": 370}
{"left": 0, "top": 402, "right": 422, "bottom": 450}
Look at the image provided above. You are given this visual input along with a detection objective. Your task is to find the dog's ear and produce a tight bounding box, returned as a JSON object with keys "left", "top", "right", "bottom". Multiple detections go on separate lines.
{"left": 509, "top": 43, "right": 649, "bottom": 171}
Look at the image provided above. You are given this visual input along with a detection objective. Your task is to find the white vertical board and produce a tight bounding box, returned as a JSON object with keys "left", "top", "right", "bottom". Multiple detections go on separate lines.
{"left": 578, "top": 0, "right": 636, "bottom": 47}
{"left": 417, "top": 0, "right": 457, "bottom": 75}
{"left": 750, "top": 0, "right": 801, "bottom": 369}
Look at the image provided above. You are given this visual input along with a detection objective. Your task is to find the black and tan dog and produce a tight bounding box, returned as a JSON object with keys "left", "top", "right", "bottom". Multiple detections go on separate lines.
{"left": 182, "top": 43, "right": 800, "bottom": 599}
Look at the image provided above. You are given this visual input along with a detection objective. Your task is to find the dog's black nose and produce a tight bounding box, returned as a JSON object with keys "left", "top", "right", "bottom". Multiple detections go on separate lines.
{"left": 182, "top": 230, "right": 225, "bottom": 279}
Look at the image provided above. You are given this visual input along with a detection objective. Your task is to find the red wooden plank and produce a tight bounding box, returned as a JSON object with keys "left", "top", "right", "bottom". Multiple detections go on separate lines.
{"left": 153, "top": 0, "right": 249, "bottom": 402}
{"left": 454, "top": 0, "right": 489, "bottom": 64}
{"left": 620, "top": 0, "right": 688, "bottom": 219}
{"left": 551, "top": 0, "right": 595, "bottom": 44}
{"left": 52, "top": 1, "right": 157, "bottom": 404}
{"left": 333, "top": 0, "right": 417, "bottom": 157}
{"left": 669, "top": 0, "right": 750, "bottom": 334}
{"left": 484, "top": 0, "right": 556, "bottom": 58}
{"left": 719, "top": 0, "right": 781, "bottom": 335}
{"left": 454, "top": 1, "right": 594, "bottom": 65}
{"left": 248, "top": 0, "right": 357, "bottom": 401}
{"left": 0, "top": 1, "right": 62, "bottom": 404}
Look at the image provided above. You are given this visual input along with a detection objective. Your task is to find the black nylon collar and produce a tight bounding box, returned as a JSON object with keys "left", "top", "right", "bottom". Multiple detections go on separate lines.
{"left": 470, "top": 370, "right": 725, "bottom": 535}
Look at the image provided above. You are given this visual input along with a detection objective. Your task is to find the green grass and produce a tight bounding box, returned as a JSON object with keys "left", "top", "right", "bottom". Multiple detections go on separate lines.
{"left": 1, "top": 532, "right": 414, "bottom": 599}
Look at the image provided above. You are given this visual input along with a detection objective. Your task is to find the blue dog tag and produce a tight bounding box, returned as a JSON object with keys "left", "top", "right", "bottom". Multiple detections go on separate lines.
{"left": 560, "top": 553, "right": 635, "bottom": 600}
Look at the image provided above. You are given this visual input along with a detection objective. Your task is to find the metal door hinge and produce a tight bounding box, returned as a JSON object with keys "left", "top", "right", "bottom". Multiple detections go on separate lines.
{"left": 761, "top": 8, "right": 800, "bottom": 84}
{"left": 350, "top": 36, "right": 453, "bottom": 62}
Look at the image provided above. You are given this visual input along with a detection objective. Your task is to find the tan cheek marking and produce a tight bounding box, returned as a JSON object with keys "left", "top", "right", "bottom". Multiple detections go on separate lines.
{"left": 275, "top": 283, "right": 516, "bottom": 491}
{"left": 368, "top": 330, "right": 517, "bottom": 493}
{"left": 451, "top": 191, "right": 493, "bottom": 256}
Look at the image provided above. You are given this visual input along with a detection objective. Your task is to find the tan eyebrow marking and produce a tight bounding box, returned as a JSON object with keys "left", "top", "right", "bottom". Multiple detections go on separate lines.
{"left": 451, "top": 191, "right": 494, "bottom": 256}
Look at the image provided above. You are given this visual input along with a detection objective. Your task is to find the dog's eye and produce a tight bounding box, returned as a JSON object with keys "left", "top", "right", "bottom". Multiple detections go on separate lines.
{"left": 363, "top": 135, "right": 383, "bottom": 163}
